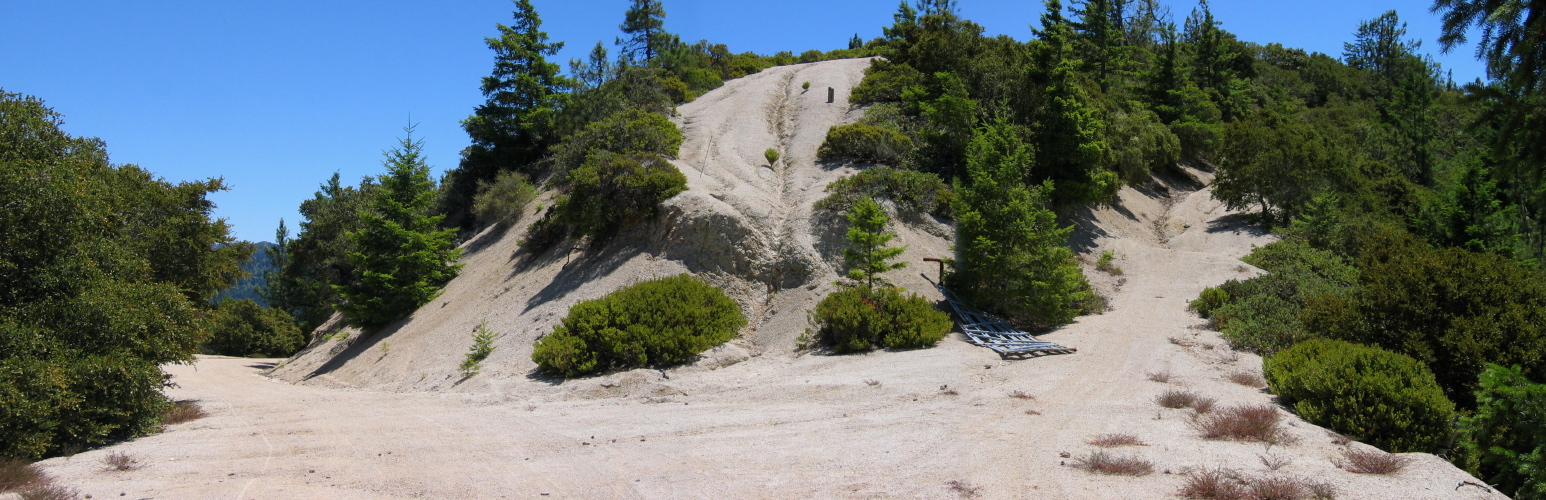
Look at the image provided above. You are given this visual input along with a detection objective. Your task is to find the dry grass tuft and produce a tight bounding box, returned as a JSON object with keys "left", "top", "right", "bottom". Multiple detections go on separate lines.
{"left": 1326, "top": 431, "right": 1352, "bottom": 446}
{"left": 1178, "top": 468, "right": 1335, "bottom": 500}
{"left": 940, "top": 388, "right": 959, "bottom": 396}
{"left": 1178, "top": 467, "right": 1247, "bottom": 499}
{"left": 944, "top": 479, "right": 981, "bottom": 498}
{"left": 863, "top": 379, "right": 880, "bottom": 386}
{"left": 1074, "top": 450, "right": 1153, "bottom": 476}
{"left": 1024, "top": 409, "right": 1042, "bottom": 415}
{"left": 1155, "top": 389, "right": 1216, "bottom": 413}
{"left": 1088, "top": 433, "right": 1148, "bottom": 448}
{"left": 162, "top": 400, "right": 208, "bottom": 426}
{"left": 102, "top": 451, "right": 139, "bottom": 471}
{"left": 1228, "top": 371, "right": 1267, "bottom": 388}
{"left": 1008, "top": 390, "right": 1035, "bottom": 399}
{"left": 1147, "top": 371, "right": 1173, "bottom": 383}
{"left": 1258, "top": 452, "right": 1292, "bottom": 471}
{"left": 19, "top": 484, "right": 80, "bottom": 500}
{"left": 1195, "top": 404, "right": 1290, "bottom": 443}
{"left": 1338, "top": 448, "right": 1409, "bottom": 474}
{"left": 0, "top": 459, "right": 46, "bottom": 493}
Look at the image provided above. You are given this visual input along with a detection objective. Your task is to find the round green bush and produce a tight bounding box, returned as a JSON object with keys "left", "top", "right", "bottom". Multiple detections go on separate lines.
{"left": 1189, "top": 286, "right": 1230, "bottom": 318}
{"left": 532, "top": 274, "right": 746, "bottom": 377}
{"left": 1264, "top": 338, "right": 1456, "bottom": 452}
{"left": 207, "top": 299, "right": 305, "bottom": 358}
{"left": 807, "top": 285, "right": 953, "bottom": 354}
{"left": 764, "top": 148, "right": 780, "bottom": 166}
{"left": 816, "top": 123, "right": 914, "bottom": 166}
{"left": 471, "top": 170, "right": 537, "bottom": 229}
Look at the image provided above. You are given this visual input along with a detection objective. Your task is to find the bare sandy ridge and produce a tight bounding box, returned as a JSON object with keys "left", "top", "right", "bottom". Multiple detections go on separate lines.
{"left": 30, "top": 58, "right": 1501, "bottom": 499}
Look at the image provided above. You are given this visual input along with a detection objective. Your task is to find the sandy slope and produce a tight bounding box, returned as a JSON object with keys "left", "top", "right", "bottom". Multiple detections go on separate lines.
{"left": 31, "top": 58, "right": 1501, "bottom": 499}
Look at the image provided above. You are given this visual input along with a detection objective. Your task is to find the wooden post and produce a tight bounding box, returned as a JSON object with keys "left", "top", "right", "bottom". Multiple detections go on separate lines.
{"left": 923, "top": 258, "right": 944, "bottom": 281}
{"left": 827, "top": 87, "right": 834, "bottom": 103}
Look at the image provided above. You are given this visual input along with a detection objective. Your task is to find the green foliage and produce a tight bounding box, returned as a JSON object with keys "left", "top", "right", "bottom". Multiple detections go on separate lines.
{"left": 532, "top": 274, "right": 745, "bottom": 377}
{"left": 336, "top": 127, "right": 464, "bottom": 331}
{"left": 617, "top": 0, "right": 668, "bottom": 64}
{"left": 550, "top": 109, "right": 683, "bottom": 181}
{"left": 206, "top": 299, "right": 304, "bottom": 358}
{"left": 1095, "top": 250, "right": 1122, "bottom": 275}
{"left": 1189, "top": 286, "right": 1229, "bottom": 318}
{"left": 816, "top": 122, "right": 914, "bottom": 166}
{"left": 947, "top": 123, "right": 1092, "bottom": 328}
{"left": 764, "top": 148, "right": 780, "bottom": 166}
{"left": 851, "top": 59, "right": 926, "bottom": 104}
{"left": 1106, "top": 108, "right": 1181, "bottom": 183}
{"left": 843, "top": 198, "right": 908, "bottom": 288}
{"left": 459, "top": 321, "right": 498, "bottom": 378}
{"left": 806, "top": 285, "right": 953, "bottom": 353}
{"left": 555, "top": 151, "right": 687, "bottom": 240}
{"left": 815, "top": 166, "right": 952, "bottom": 217}
{"left": 1460, "top": 364, "right": 1546, "bottom": 499}
{"left": 1215, "top": 112, "right": 1355, "bottom": 225}
{"left": 1264, "top": 339, "right": 1456, "bottom": 453}
{"left": 802, "top": 81, "right": 811, "bottom": 91}
{"left": 266, "top": 174, "right": 377, "bottom": 332}
{"left": 471, "top": 170, "right": 537, "bottom": 230}
{"left": 1302, "top": 233, "right": 1546, "bottom": 408}
{"left": 442, "top": 0, "right": 570, "bottom": 229}
{"left": 1, "top": 91, "right": 240, "bottom": 458}
{"left": 1206, "top": 237, "right": 1358, "bottom": 353}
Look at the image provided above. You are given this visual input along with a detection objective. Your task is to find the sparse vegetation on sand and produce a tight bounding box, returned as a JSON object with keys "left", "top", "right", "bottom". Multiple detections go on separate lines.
{"left": 1073, "top": 450, "right": 1153, "bottom": 476}
{"left": 459, "top": 321, "right": 499, "bottom": 378}
{"left": 1193, "top": 404, "right": 1290, "bottom": 444}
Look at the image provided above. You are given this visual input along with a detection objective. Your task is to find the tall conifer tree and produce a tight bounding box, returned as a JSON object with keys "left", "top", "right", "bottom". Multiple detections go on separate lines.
{"left": 617, "top": 0, "right": 668, "bottom": 65}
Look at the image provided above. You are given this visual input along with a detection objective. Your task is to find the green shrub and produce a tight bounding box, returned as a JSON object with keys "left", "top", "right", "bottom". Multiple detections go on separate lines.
{"left": 532, "top": 274, "right": 745, "bottom": 377}
{"left": 459, "top": 321, "right": 497, "bottom": 378}
{"left": 1301, "top": 234, "right": 1546, "bottom": 408}
{"left": 799, "top": 50, "right": 823, "bottom": 63}
{"left": 851, "top": 59, "right": 926, "bottom": 104}
{"left": 206, "top": 299, "right": 305, "bottom": 358}
{"left": 1264, "top": 339, "right": 1456, "bottom": 452}
{"left": 1107, "top": 109, "right": 1181, "bottom": 183}
{"left": 1459, "top": 364, "right": 1546, "bottom": 499}
{"left": 764, "top": 148, "right": 780, "bottom": 166}
{"left": 806, "top": 285, "right": 953, "bottom": 354}
{"left": 471, "top": 170, "right": 537, "bottom": 229}
{"left": 815, "top": 166, "right": 951, "bottom": 217}
{"left": 802, "top": 81, "right": 811, "bottom": 91}
{"left": 1095, "top": 250, "right": 1123, "bottom": 275}
{"left": 555, "top": 151, "right": 687, "bottom": 239}
{"left": 550, "top": 109, "right": 683, "bottom": 181}
{"left": 817, "top": 122, "right": 914, "bottom": 166}
{"left": 1189, "top": 286, "right": 1229, "bottom": 318}
{"left": 1170, "top": 119, "right": 1222, "bottom": 163}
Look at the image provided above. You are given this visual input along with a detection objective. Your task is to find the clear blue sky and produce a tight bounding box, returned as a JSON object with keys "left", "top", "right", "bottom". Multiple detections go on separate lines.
{"left": 2, "top": 0, "right": 1482, "bottom": 242}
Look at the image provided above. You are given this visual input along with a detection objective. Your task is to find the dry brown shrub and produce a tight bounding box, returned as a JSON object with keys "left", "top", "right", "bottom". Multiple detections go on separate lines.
{"left": 1326, "top": 431, "right": 1352, "bottom": 446}
{"left": 1178, "top": 468, "right": 1247, "bottom": 499}
{"left": 1008, "top": 390, "right": 1035, "bottom": 399}
{"left": 162, "top": 401, "right": 208, "bottom": 426}
{"left": 944, "top": 479, "right": 980, "bottom": 498}
{"left": 1228, "top": 371, "right": 1267, "bottom": 388}
{"left": 1148, "top": 371, "right": 1173, "bottom": 383}
{"left": 1074, "top": 450, "right": 1153, "bottom": 476}
{"left": 0, "top": 459, "right": 46, "bottom": 493}
{"left": 102, "top": 452, "right": 138, "bottom": 471}
{"left": 1087, "top": 433, "right": 1148, "bottom": 448}
{"left": 1338, "top": 448, "right": 1409, "bottom": 474}
{"left": 1258, "top": 452, "right": 1292, "bottom": 471}
{"left": 1024, "top": 409, "right": 1042, "bottom": 415}
{"left": 940, "top": 388, "right": 959, "bottom": 396}
{"left": 1195, "top": 404, "right": 1290, "bottom": 443}
{"left": 19, "top": 484, "right": 80, "bottom": 500}
{"left": 1156, "top": 389, "right": 1216, "bottom": 413}
{"left": 1249, "top": 476, "right": 1309, "bottom": 499}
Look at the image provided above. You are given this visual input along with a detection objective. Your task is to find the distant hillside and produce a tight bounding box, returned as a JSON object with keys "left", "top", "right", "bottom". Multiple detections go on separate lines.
{"left": 214, "top": 241, "right": 278, "bottom": 306}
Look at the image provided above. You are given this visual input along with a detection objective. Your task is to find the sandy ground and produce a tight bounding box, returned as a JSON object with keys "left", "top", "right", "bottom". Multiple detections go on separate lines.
{"left": 30, "top": 58, "right": 1502, "bottom": 499}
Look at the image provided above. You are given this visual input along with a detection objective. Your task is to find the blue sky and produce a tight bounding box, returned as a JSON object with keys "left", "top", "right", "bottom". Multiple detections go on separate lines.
{"left": 2, "top": 0, "right": 1482, "bottom": 242}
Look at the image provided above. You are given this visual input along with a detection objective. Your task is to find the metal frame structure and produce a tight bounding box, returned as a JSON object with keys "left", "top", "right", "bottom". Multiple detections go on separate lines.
{"left": 934, "top": 283, "right": 1077, "bottom": 357}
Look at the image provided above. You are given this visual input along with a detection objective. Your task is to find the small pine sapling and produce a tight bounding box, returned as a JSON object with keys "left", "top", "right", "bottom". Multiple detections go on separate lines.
{"left": 843, "top": 197, "right": 907, "bottom": 289}
{"left": 460, "top": 321, "right": 498, "bottom": 378}
{"left": 764, "top": 148, "right": 780, "bottom": 167}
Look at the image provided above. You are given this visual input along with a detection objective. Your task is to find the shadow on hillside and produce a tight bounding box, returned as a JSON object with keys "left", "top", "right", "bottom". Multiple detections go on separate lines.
{"left": 520, "top": 238, "right": 648, "bottom": 313}
{"left": 1062, "top": 205, "right": 1113, "bottom": 256}
{"left": 1206, "top": 213, "right": 1267, "bottom": 237}
{"left": 245, "top": 361, "right": 277, "bottom": 370}
{"left": 461, "top": 223, "right": 514, "bottom": 255}
{"left": 298, "top": 318, "right": 405, "bottom": 382}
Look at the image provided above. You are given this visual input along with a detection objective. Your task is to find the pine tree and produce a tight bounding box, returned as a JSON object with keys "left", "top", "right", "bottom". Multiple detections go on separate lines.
{"left": 444, "top": 0, "right": 569, "bottom": 229}
{"left": 1071, "top": 0, "right": 1125, "bottom": 90}
{"left": 336, "top": 126, "right": 464, "bottom": 331}
{"left": 569, "top": 41, "right": 613, "bottom": 91}
{"left": 849, "top": 33, "right": 864, "bottom": 50}
{"left": 1032, "top": 0, "right": 1115, "bottom": 204}
{"left": 843, "top": 197, "right": 908, "bottom": 289}
{"left": 617, "top": 0, "right": 668, "bottom": 65}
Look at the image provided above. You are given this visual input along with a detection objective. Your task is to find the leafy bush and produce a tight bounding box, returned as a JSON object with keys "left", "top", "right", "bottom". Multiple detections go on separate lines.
{"left": 851, "top": 59, "right": 926, "bottom": 104}
{"left": 1301, "top": 234, "right": 1546, "bottom": 407}
{"left": 555, "top": 151, "right": 687, "bottom": 239}
{"left": 805, "top": 285, "right": 953, "bottom": 353}
{"left": 1459, "top": 364, "right": 1546, "bottom": 499}
{"left": 764, "top": 148, "right": 779, "bottom": 166}
{"left": 1197, "top": 237, "right": 1358, "bottom": 353}
{"left": 550, "top": 109, "right": 684, "bottom": 182}
{"left": 471, "top": 170, "right": 537, "bottom": 229}
{"left": 532, "top": 274, "right": 745, "bottom": 377}
{"left": 816, "top": 122, "right": 914, "bottom": 166}
{"left": 815, "top": 166, "right": 951, "bottom": 217}
{"left": 1264, "top": 339, "right": 1455, "bottom": 452}
{"left": 1189, "top": 286, "right": 1229, "bottom": 318}
{"left": 1107, "top": 109, "right": 1181, "bottom": 183}
{"left": 206, "top": 299, "right": 305, "bottom": 358}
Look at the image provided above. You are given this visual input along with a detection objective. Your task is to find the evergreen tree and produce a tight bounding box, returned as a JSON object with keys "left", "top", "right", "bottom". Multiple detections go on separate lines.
{"left": 569, "top": 41, "right": 614, "bottom": 91}
{"left": 1032, "top": 0, "right": 1116, "bottom": 204}
{"left": 948, "top": 123, "right": 1091, "bottom": 328}
{"left": 843, "top": 197, "right": 908, "bottom": 289}
{"left": 444, "top": 0, "right": 569, "bottom": 229}
{"left": 336, "top": 126, "right": 464, "bottom": 331}
{"left": 1071, "top": 0, "right": 1125, "bottom": 90}
{"left": 849, "top": 33, "right": 864, "bottom": 50}
{"left": 268, "top": 173, "right": 377, "bottom": 331}
{"left": 617, "top": 0, "right": 669, "bottom": 65}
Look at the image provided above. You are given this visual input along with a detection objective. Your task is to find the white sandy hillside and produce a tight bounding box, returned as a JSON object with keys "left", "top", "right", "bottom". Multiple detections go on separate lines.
{"left": 270, "top": 57, "right": 955, "bottom": 391}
